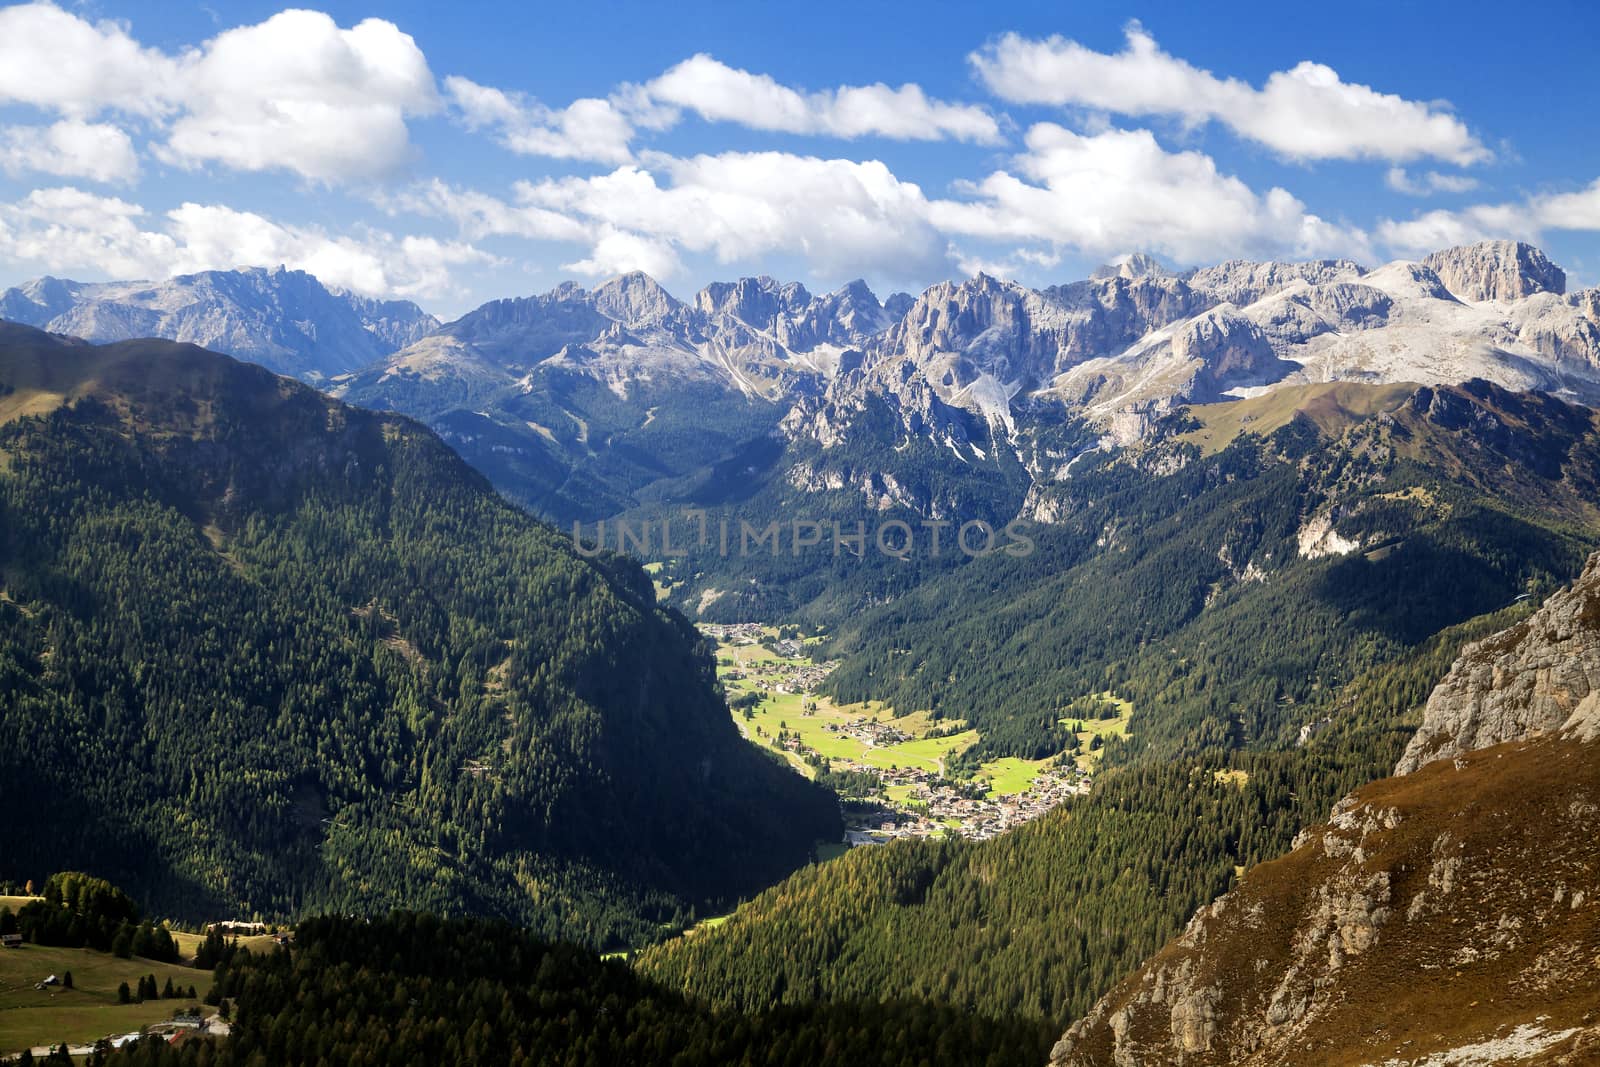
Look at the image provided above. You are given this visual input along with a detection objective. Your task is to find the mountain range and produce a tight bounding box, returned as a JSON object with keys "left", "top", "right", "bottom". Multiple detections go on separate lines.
{"left": 0, "top": 267, "right": 437, "bottom": 381}
{"left": 14, "top": 239, "right": 1596, "bottom": 537}
{"left": 338, "top": 239, "right": 1600, "bottom": 527}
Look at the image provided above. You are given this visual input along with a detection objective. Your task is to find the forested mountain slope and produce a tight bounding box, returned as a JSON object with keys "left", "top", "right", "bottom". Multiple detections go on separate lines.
{"left": 0, "top": 323, "right": 837, "bottom": 947}
{"left": 819, "top": 380, "right": 1600, "bottom": 762}
{"left": 85, "top": 912, "right": 1058, "bottom": 1067}
{"left": 634, "top": 602, "right": 1540, "bottom": 1026}
{"left": 638, "top": 381, "right": 1600, "bottom": 1029}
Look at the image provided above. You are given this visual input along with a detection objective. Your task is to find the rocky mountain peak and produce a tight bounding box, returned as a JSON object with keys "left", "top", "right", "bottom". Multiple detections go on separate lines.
{"left": 1090, "top": 252, "right": 1172, "bottom": 281}
{"left": 592, "top": 270, "right": 682, "bottom": 327}
{"left": 883, "top": 292, "right": 915, "bottom": 319}
{"left": 694, "top": 275, "right": 791, "bottom": 328}
{"left": 1422, "top": 240, "right": 1566, "bottom": 303}
{"left": 0, "top": 268, "right": 437, "bottom": 381}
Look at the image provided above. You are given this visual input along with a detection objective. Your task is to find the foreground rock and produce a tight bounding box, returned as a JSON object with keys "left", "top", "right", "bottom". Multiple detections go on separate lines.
{"left": 1398, "top": 552, "right": 1600, "bottom": 772}
{"left": 1051, "top": 554, "right": 1600, "bottom": 1067}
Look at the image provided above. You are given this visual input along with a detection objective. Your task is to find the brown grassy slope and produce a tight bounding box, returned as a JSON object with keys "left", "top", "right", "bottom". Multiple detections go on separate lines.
{"left": 1051, "top": 734, "right": 1600, "bottom": 1067}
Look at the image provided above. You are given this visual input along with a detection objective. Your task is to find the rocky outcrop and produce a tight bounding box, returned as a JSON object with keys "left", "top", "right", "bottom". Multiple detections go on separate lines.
{"left": 591, "top": 270, "right": 682, "bottom": 327}
{"left": 1185, "top": 258, "right": 1365, "bottom": 307}
{"left": 1396, "top": 551, "right": 1600, "bottom": 773}
{"left": 693, "top": 275, "right": 809, "bottom": 330}
{"left": 1510, "top": 288, "right": 1600, "bottom": 373}
{"left": 1423, "top": 240, "right": 1567, "bottom": 303}
{"left": 0, "top": 267, "right": 438, "bottom": 381}
{"left": 1052, "top": 730, "right": 1600, "bottom": 1067}
{"left": 1051, "top": 558, "right": 1600, "bottom": 1066}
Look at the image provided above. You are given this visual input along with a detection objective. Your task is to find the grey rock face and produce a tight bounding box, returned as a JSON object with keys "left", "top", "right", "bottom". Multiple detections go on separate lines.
{"left": 1185, "top": 258, "right": 1366, "bottom": 307}
{"left": 0, "top": 267, "right": 438, "bottom": 380}
{"left": 359, "top": 272, "right": 899, "bottom": 411}
{"left": 1397, "top": 551, "right": 1600, "bottom": 774}
{"left": 1423, "top": 240, "right": 1567, "bottom": 303}
{"left": 592, "top": 270, "right": 683, "bottom": 327}
{"left": 1090, "top": 252, "right": 1173, "bottom": 281}
{"left": 1509, "top": 288, "right": 1600, "bottom": 372}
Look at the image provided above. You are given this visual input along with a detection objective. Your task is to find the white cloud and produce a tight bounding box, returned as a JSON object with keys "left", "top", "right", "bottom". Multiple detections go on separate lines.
{"left": 0, "top": 2, "right": 180, "bottom": 117}
{"left": 444, "top": 76, "right": 634, "bottom": 165}
{"left": 442, "top": 54, "right": 1001, "bottom": 168}
{"left": 1385, "top": 167, "right": 1480, "bottom": 196}
{"left": 642, "top": 54, "right": 1001, "bottom": 143}
{"left": 0, "top": 187, "right": 176, "bottom": 278}
{"left": 160, "top": 10, "right": 439, "bottom": 182}
{"left": 0, "top": 186, "right": 490, "bottom": 299}
{"left": 0, "top": 4, "right": 439, "bottom": 184}
{"left": 1378, "top": 178, "right": 1600, "bottom": 256}
{"left": 401, "top": 129, "right": 1373, "bottom": 285}
{"left": 928, "top": 124, "right": 1367, "bottom": 265}
{"left": 517, "top": 150, "right": 948, "bottom": 279}
{"left": 382, "top": 179, "right": 593, "bottom": 243}
{"left": 971, "top": 25, "right": 1487, "bottom": 165}
{"left": 0, "top": 120, "right": 140, "bottom": 182}
{"left": 563, "top": 226, "right": 684, "bottom": 279}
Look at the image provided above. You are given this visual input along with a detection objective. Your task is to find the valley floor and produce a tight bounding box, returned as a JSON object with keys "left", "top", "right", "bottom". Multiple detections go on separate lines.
{"left": 706, "top": 623, "right": 1129, "bottom": 844}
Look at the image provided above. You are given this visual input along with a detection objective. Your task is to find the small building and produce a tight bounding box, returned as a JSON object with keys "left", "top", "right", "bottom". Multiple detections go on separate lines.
{"left": 1, "top": 933, "right": 22, "bottom": 948}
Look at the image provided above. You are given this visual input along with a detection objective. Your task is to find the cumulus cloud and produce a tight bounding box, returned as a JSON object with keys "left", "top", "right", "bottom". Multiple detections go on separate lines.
{"left": 444, "top": 76, "right": 634, "bottom": 164}
{"left": 643, "top": 54, "right": 1001, "bottom": 143}
{"left": 0, "top": 3, "right": 439, "bottom": 184}
{"left": 970, "top": 25, "right": 1487, "bottom": 165}
{"left": 159, "top": 10, "right": 439, "bottom": 182}
{"left": 1385, "top": 167, "right": 1480, "bottom": 196}
{"left": 0, "top": 187, "right": 176, "bottom": 278}
{"left": 515, "top": 150, "right": 949, "bottom": 279}
{"left": 163, "top": 203, "right": 491, "bottom": 297}
{"left": 1378, "top": 179, "right": 1600, "bottom": 256}
{"left": 381, "top": 179, "right": 593, "bottom": 243}
{"left": 928, "top": 125, "right": 1367, "bottom": 265}
{"left": 404, "top": 130, "right": 1376, "bottom": 284}
{"left": 0, "top": 186, "right": 490, "bottom": 299}
{"left": 563, "top": 226, "right": 684, "bottom": 279}
{"left": 0, "top": 120, "right": 140, "bottom": 182}
{"left": 440, "top": 54, "right": 1000, "bottom": 168}
{"left": 0, "top": 2, "right": 180, "bottom": 117}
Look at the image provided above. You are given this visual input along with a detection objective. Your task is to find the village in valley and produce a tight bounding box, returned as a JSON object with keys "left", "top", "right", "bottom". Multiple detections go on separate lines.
{"left": 701, "top": 623, "right": 1131, "bottom": 846}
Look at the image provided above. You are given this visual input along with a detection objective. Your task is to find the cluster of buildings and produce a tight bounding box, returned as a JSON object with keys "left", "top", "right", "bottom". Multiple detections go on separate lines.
{"left": 827, "top": 718, "right": 911, "bottom": 747}
{"left": 705, "top": 621, "right": 1097, "bottom": 846}
{"left": 24, "top": 1014, "right": 229, "bottom": 1059}
{"left": 844, "top": 762, "right": 1092, "bottom": 844}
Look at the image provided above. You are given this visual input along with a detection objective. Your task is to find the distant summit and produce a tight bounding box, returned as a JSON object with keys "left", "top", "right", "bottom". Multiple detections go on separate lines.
{"left": 1090, "top": 252, "right": 1172, "bottom": 281}
{"left": 0, "top": 266, "right": 437, "bottom": 381}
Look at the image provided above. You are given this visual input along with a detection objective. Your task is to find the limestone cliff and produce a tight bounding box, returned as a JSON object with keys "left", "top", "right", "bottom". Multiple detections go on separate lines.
{"left": 1050, "top": 556, "right": 1600, "bottom": 1067}
{"left": 1397, "top": 552, "right": 1600, "bottom": 773}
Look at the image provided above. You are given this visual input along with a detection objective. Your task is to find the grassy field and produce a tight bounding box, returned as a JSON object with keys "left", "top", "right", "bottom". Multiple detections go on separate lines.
{"left": 1177, "top": 381, "right": 1416, "bottom": 455}
{"left": 721, "top": 634, "right": 978, "bottom": 776}
{"left": 1061, "top": 693, "right": 1135, "bottom": 771}
{"left": 719, "top": 629, "right": 1079, "bottom": 795}
{"left": 169, "top": 930, "right": 279, "bottom": 958}
{"left": 0, "top": 942, "right": 212, "bottom": 1055}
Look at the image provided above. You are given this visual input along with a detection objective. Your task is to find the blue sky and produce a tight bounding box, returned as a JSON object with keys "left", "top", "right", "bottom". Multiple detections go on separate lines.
{"left": 1, "top": 0, "right": 1598, "bottom": 317}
